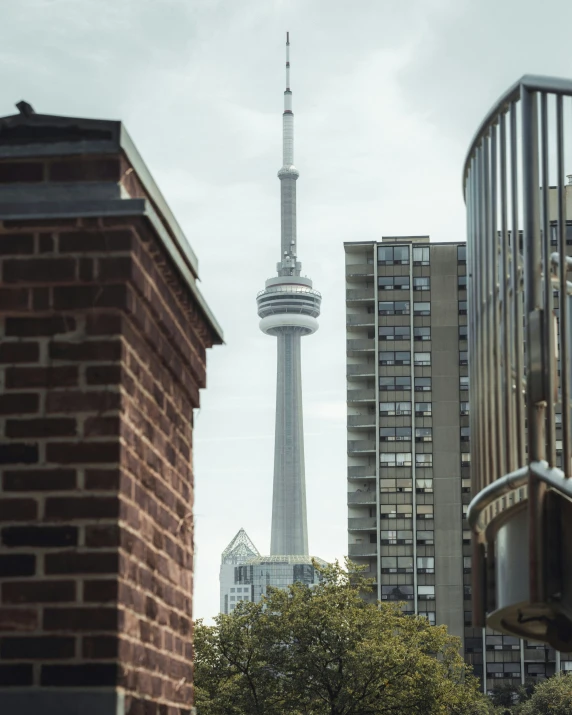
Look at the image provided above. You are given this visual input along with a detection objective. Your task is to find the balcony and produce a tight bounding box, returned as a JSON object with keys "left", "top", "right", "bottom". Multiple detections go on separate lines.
{"left": 347, "top": 414, "right": 375, "bottom": 428}
{"left": 347, "top": 389, "right": 375, "bottom": 403}
{"left": 348, "top": 517, "right": 377, "bottom": 531}
{"left": 346, "top": 288, "right": 375, "bottom": 303}
{"left": 348, "top": 466, "right": 376, "bottom": 480}
{"left": 346, "top": 264, "right": 374, "bottom": 279}
{"left": 347, "top": 363, "right": 375, "bottom": 378}
{"left": 348, "top": 543, "right": 378, "bottom": 556}
{"left": 347, "top": 339, "right": 375, "bottom": 353}
{"left": 347, "top": 313, "right": 375, "bottom": 327}
{"left": 348, "top": 490, "right": 376, "bottom": 505}
{"left": 348, "top": 440, "right": 376, "bottom": 454}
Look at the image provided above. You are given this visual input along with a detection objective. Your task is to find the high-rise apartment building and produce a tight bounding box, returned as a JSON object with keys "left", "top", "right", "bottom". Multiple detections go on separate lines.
{"left": 220, "top": 529, "right": 260, "bottom": 614}
{"left": 345, "top": 236, "right": 568, "bottom": 691}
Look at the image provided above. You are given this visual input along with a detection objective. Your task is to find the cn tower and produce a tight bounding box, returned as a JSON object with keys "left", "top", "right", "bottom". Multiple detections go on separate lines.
{"left": 256, "top": 33, "right": 321, "bottom": 556}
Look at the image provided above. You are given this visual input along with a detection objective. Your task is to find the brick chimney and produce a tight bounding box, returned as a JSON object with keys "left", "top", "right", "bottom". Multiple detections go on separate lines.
{"left": 0, "top": 105, "right": 223, "bottom": 714}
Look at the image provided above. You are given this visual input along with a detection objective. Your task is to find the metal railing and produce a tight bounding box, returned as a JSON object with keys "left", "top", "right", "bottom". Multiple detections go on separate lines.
{"left": 464, "top": 75, "right": 572, "bottom": 650}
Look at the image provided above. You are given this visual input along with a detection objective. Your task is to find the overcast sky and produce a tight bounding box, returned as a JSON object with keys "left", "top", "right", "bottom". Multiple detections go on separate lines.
{"left": 3, "top": 0, "right": 572, "bottom": 622}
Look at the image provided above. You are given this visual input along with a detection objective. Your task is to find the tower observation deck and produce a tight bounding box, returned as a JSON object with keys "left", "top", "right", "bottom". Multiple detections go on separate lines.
{"left": 256, "top": 33, "right": 321, "bottom": 556}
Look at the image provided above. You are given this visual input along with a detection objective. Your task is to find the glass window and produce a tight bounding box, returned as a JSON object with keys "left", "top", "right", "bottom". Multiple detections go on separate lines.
{"left": 415, "top": 402, "right": 432, "bottom": 415}
{"left": 417, "top": 556, "right": 434, "bottom": 573}
{"left": 379, "top": 326, "right": 395, "bottom": 340}
{"left": 394, "top": 326, "right": 410, "bottom": 340}
{"left": 460, "top": 376, "right": 469, "bottom": 390}
{"left": 418, "top": 585, "right": 435, "bottom": 599}
{"left": 381, "top": 584, "right": 413, "bottom": 600}
{"left": 416, "top": 453, "right": 433, "bottom": 467}
{"left": 393, "top": 246, "right": 409, "bottom": 264}
{"left": 460, "top": 401, "right": 469, "bottom": 415}
{"left": 380, "top": 376, "right": 396, "bottom": 390}
{"left": 414, "top": 302, "right": 431, "bottom": 315}
{"left": 395, "top": 351, "right": 410, "bottom": 365}
{"left": 415, "top": 377, "right": 431, "bottom": 391}
{"left": 398, "top": 556, "right": 414, "bottom": 572}
{"left": 381, "top": 556, "right": 397, "bottom": 572}
{"left": 379, "top": 351, "right": 395, "bottom": 365}
{"left": 458, "top": 301, "right": 468, "bottom": 314}
{"left": 459, "top": 350, "right": 468, "bottom": 365}
{"left": 397, "top": 529, "right": 413, "bottom": 543}
{"left": 378, "top": 301, "right": 394, "bottom": 315}
{"left": 458, "top": 245, "right": 467, "bottom": 262}
{"left": 394, "top": 301, "right": 410, "bottom": 314}
{"left": 424, "top": 612, "right": 436, "bottom": 625}
{"left": 415, "top": 427, "right": 432, "bottom": 441}
{"left": 413, "top": 246, "right": 430, "bottom": 265}
{"left": 459, "top": 326, "right": 468, "bottom": 340}
{"left": 396, "top": 452, "right": 412, "bottom": 466}
{"left": 377, "top": 246, "right": 394, "bottom": 264}
{"left": 395, "top": 376, "right": 411, "bottom": 390}
{"left": 380, "top": 427, "right": 396, "bottom": 441}
{"left": 461, "top": 453, "right": 471, "bottom": 465}
{"left": 396, "top": 402, "right": 411, "bottom": 415}
{"left": 417, "top": 530, "right": 434, "bottom": 544}
{"left": 417, "top": 505, "right": 434, "bottom": 519}
{"left": 464, "top": 557, "right": 472, "bottom": 571}
{"left": 380, "top": 402, "right": 395, "bottom": 415}
{"left": 414, "top": 352, "right": 431, "bottom": 366}
{"left": 380, "top": 453, "right": 396, "bottom": 466}
{"left": 230, "top": 588, "right": 235, "bottom": 593}
{"left": 396, "top": 427, "right": 412, "bottom": 441}
{"left": 416, "top": 478, "right": 433, "bottom": 492}
{"left": 394, "top": 276, "right": 410, "bottom": 290}
{"left": 414, "top": 327, "right": 431, "bottom": 341}
{"left": 380, "top": 478, "right": 396, "bottom": 492}
{"left": 461, "top": 426, "right": 470, "bottom": 441}
{"left": 378, "top": 276, "right": 394, "bottom": 290}
{"left": 413, "top": 276, "right": 430, "bottom": 291}
{"left": 380, "top": 530, "right": 397, "bottom": 544}
{"left": 458, "top": 275, "right": 467, "bottom": 288}
{"left": 378, "top": 301, "right": 410, "bottom": 315}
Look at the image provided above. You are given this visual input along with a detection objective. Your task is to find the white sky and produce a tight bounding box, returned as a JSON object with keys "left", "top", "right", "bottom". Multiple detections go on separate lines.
{"left": 3, "top": 0, "right": 572, "bottom": 622}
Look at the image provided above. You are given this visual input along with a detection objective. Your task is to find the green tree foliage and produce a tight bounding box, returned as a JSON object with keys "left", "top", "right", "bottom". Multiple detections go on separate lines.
{"left": 194, "top": 561, "right": 493, "bottom": 714}
{"left": 519, "top": 672, "right": 572, "bottom": 714}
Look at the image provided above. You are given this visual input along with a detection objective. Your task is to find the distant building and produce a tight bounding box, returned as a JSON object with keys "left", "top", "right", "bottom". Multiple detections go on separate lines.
{"left": 220, "top": 529, "right": 260, "bottom": 614}
{"left": 344, "top": 235, "right": 570, "bottom": 690}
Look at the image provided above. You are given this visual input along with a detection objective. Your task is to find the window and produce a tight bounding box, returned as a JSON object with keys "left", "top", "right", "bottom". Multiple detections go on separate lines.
{"left": 460, "top": 376, "right": 469, "bottom": 391}
{"left": 461, "top": 426, "right": 470, "bottom": 441}
{"left": 416, "top": 453, "right": 433, "bottom": 467}
{"left": 379, "top": 376, "right": 411, "bottom": 391}
{"left": 417, "top": 505, "right": 433, "bottom": 519}
{"left": 378, "top": 325, "right": 410, "bottom": 340}
{"left": 413, "top": 246, "right": 430, "bottom": 265}
{"left": 230, "top": 588, "right": 235, "bottom": 593}
{"left": 378, "top": 245, "right": 409, "bottom": 265}
{"left": 415, "top": 377, "right": 431, "bottom": 392}
{"left": 380, "top": 427, "right": 396, "bottom": 441}
{"left": 424, "top": 612, "right": 436, "bottom": 625}
{"left": 418, "top": 585, "right": 435, "bottom": 600}
{"left": 458, "top": 275, "right": 467, "bottom": 289}
{"left": 459, "top": 326, "right": 467, "bottom": 340}
{"left": 381, "top": 556, "right": 397, "bottom": 572}
{"left": 378, "top": 275, "right": 410, "bottom": 290}
{"left": 415, "top": 427, "right": 432, "bottom": 441}
{"left": 380, "top": 530, "right": 397, "bottom": 544}
{"left": 414, "top": 352, "right": 431, "bottom": 366}
{"left": 461, "top": 453, "right": 471, "bottom": 465}
{"left": 380, "top": 401, "right": 411, "bottom": 416}
{"left": 381, "top": 584, "right": 414, "bottom": 601}
{"left": 414, "top": 327, "right": 431, "bottom": 341}
{"left": 459, "top": 350, "right": 468, "bottom": 365}
{"left": 379, "top": 351, "right": 395, "bottom": 365}
{"left": 460, "top": 401, "right": 469, "bottom": 415}
{"left": 230, "top": 596, "right": 235, "bottom": 601}
{"left": 417, "top": 557, "right": 434, "bottom": 573}
{"left": 414, "top": 301, "right": 431, "bottom": 315}
{"left": 415, "top": 402, "right": 432, "bottom": 416}
{"left": 413, "top": 276, "right": 430, "bottom": 291}
{"left": 458, "top": 301, "right": 467, "bottom": 315}
{"left": 378, "top": 301, "right": 410, "bottom": 315}
{"left": 463, "top": 556, "right": 472, "bottom": 572}
{"left": 380, "top": 504, "right": 412, "bottom": 518}
{"left": 379, "top": 351, "right": 410, "bottom": 365}
{"left": 458, "top": 245, "right": 467, "bottom": 263}
{"left": 380, "top": 452, "right": 412, "bottom": 467}
{"left": 417, "top": 530, "right": 434, "bottom": 544}
{"left": 416, "top": 478, "right": 433, "bottom": 492}
{"left": 396, "top": 427, "right": 412, "bottom": 441}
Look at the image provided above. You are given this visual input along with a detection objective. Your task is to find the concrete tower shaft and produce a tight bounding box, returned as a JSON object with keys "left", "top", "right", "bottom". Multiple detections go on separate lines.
{"left": 256, "top": 33, "right": 320, "bottom": 556}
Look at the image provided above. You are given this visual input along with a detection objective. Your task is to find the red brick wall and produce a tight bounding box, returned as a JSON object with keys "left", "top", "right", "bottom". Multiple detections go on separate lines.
{"left": 0, "top": 213, "right": 215, "bottom": 713}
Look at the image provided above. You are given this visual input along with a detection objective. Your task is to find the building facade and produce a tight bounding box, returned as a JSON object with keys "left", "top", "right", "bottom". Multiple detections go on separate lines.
{"left": 345, "top": 236, "right": 567, "bottom": 691}
{"left": 220, "top": 529, "right": 260, "bottom": 614}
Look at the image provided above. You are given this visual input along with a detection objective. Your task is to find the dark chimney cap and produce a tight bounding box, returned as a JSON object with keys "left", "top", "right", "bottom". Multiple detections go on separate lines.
{"left": 16, "top": 101, "right": 35, "bottom": 117}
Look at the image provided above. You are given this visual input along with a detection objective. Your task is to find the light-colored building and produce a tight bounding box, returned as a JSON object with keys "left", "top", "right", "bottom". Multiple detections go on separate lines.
{"left": 345, "top": 235, "right": 568, "bottom": 690}
{"left": 220, "top": 34, "right": 325, "bottom": 612}
{"left": 220, "top": 528, "right": 260, "bottom": 615}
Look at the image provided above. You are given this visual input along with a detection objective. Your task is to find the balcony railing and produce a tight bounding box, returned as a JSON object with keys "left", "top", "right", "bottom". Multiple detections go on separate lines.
{"left": 346, "top": 288, "right": 375, "bottom": 302}
{"left": 347, "top": 363, "right": 376, "bottom": 378}
{"left": 348, "top": 440, "right": 376, "bottom": 454}
{"left": 347, "top": 414, "right": 375, "bottom": 428}
{"left": 348, "top": 543, "right": 378, "bottom": 556}
{"left": 348, "top": 491, "right": 376, "bottom": 505}
{"left": 347, "top": 389, "right": 375, "bottom": 403}
{"left": 346, "top": 339, "right": 375, "bottom": 352}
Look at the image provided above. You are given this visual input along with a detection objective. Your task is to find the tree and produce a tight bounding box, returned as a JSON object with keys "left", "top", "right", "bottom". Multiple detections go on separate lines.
{"left": 519, "top": 672, "right": 572, "bottom": 714}
{"left": 194, "top": 560, "right": 493, "bottom": 714}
